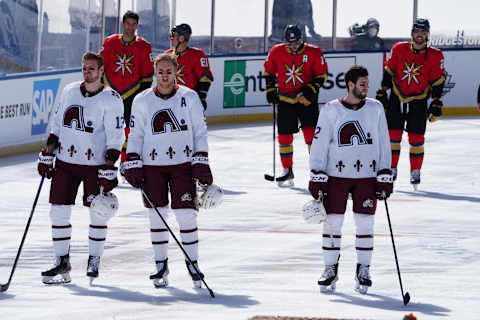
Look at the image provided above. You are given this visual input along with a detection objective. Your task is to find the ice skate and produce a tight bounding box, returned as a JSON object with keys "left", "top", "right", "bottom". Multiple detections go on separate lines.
{"left": 410, "top": 170, "right": 421, "bottom": 191}
{"left": 355, "top": 263, "right": 372, "bottom": 294}
{"left": 86, "top": 255, "right": 100, "bottom": 285}
{"left": 276, "top": 168, "right": 294, "bottom": 187}
{"left": 41, "top": 254, "right": 71, "bottom": 285}
{"left": 318, "top": 263, "right": 338, "bottom": 293}
{"left": 149, "top": 259, "right": 169, "bottom": 288}
{"left": 185, "top": 260, "right": 204, "bottom": 288}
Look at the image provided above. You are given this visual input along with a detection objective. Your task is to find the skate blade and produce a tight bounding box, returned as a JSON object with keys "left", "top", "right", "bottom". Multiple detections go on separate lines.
{"left": 355, "top": 284, "right": 369, "bottom": 294}
{"left": 193, "top": 280, "right": 202, "bottom": 288}
{"left": 319, "top": 283, "right": 336, "bottom": 293}
{"left": 152, "top": 277, "right": 168, "bottom": 288}
{"left": 412, "top": 184, "right": 419, "bottom": 191}
{"left": 277, "top": 179, "right": 294, "bottom": 187}
{"left": 42, "top": 273, "right": 71, "bottom": 285}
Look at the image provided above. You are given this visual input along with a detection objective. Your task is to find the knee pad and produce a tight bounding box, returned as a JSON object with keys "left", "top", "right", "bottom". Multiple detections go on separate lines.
{"left": 353, "top": 213, "right": 374, "bottom": 235}
{"left": 174, "top": 208, "right": 198, "bottom": 230}
{"left": 49, "top": 205, "right": 72, "bottom": 226}
{"left": 149, "top": 206, "right": 170, "bottom": 228}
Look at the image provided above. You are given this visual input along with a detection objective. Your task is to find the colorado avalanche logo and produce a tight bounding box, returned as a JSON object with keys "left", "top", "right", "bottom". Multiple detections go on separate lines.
{"left": 63, "top": 105, "right": 93, "bottom": 133}
{"left": 338, "top": 121, "right": 372, "bottom": 147}
{"left": 151, "top": 109, "right": 188, "bottom": 134}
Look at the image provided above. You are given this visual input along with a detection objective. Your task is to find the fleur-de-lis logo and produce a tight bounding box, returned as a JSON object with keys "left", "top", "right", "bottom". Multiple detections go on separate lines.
{"left": 166, "top": 146, "right": 175, "bottom": 159}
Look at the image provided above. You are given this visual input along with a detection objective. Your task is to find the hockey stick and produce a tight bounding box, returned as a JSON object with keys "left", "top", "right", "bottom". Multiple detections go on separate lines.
{"left": 384, "top": 198, "right": 410, "bottom": 305}
{"left": 1, "top": 176, "right": 45, "bottom": 293}
{"left": 264, "top": 100, "right": 276, "bottom": 181}
{"left": 140, "top": 187, "right": 215, "bottom": 298}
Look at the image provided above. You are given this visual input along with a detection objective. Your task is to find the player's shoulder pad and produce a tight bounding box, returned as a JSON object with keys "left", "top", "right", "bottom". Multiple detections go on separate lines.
{"left": 103, "top": 86, "right": 122, "bottom": 100}
{"left": 365, "top": 97, "right": 383, "bottom": 109}
{"left": 270, "top": 43, "right": 285, "bottom": 53}
{"left": 65, "top": 81, "right": 82, "bottom": 91}
{"left": 136, "top": 36, "right": 152, "bottom": 48}
{"left": 427, "top": 45, "right": 444, "bottom": 56}
{"left": 103, "top": 34, "right": 120, "bottom": 44}
{"left": 188, "top": 47, "right": 208, "bottom": 57}
{"left": 392, "top": 41, "right": 409, "bottom": 51}
{"left": 136, "top": 87, "right": 153, "bottom": 100}
{"left": 164, "top": 48, "right": 174, "bottom": 54}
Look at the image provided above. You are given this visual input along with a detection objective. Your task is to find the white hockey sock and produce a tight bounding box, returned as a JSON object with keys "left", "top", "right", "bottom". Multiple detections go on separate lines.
{"left": 354, "top": 213, "right": 375, "bottom": 265}
{"left": 89, "top": 208, "right": 109, "bottom": 256}
{"left": 149, "top": 207, "right": 170, "bottom": 262}
{"left": 322, "top": 214, "right": 344, "bottom": 265}
{"left": 50, "top": 205, "right": 72, "bottom": 257}
{"left": 174, "top": 208, "right": 199, "bottom": 261}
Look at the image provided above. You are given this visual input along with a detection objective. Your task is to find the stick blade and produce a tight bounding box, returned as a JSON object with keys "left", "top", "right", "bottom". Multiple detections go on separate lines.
{"left": 264, "top": 174, "right": 275, "bottom": 181}
{"left": 403, "top": 292, "right": 411, "bottom": 305}
{"left": 0, "top": 283, "right": 9, "bottom": 292}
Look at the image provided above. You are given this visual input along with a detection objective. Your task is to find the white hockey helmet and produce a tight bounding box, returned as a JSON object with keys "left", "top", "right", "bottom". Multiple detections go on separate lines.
{"left": 90, "top": 191, "right": 119, "bottom": 221}
{"left": 197, "top": 184, "right": 224, "bottom": 210}
{"left": 302, "top": 199, "right": 327, "bottom": 224}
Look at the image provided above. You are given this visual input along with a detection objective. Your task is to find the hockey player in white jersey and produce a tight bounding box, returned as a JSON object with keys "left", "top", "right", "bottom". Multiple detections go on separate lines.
{"left": 124, "top": 53, "right": 213, "bottom": 288}
{"left": 37, "top": 52, "right": 124, "bottom": 285}
{"left": 308, "top": 65, "right": 393, "bottom": 294}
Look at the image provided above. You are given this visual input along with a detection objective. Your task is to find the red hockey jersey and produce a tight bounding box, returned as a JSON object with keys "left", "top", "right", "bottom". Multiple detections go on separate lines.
{"left": 100, "top": 34, "right": 154, "bottom": 100}
{"left": 165, "top": 47, "right": 213, "bottom": 90}
{"left": 264, "top": 43, "right": 328, "bottom": 103}
{"left": 385, "top": 42, "right": 445, "bottom": 103}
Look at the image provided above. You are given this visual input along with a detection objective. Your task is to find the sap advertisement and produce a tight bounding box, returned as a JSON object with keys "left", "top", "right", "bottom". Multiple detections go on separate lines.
{"left": 0, "top": 72, "right": 81, "bottom": 149}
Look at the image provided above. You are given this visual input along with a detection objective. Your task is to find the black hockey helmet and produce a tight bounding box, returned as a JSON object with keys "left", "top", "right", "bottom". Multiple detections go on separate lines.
{"left": 171, "top": 23, "right": 192, "bottom": 40}
{"left": 284, "top": 25, "right": 302, "bottom": 42}
{"left": 412, "top": 18, "right": 430, "bottom": 32}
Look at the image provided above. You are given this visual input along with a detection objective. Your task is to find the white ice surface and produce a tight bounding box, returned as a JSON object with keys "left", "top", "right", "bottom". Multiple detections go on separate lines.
{"left": 1, "top": 117, "right": 479, "bottom": 320}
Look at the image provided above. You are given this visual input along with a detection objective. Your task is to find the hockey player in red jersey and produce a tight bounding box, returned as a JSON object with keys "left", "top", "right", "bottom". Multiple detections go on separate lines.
{"left": 264, "top": 24, "right": 328, "bottom": 186}
{"left": 376, "top": 18, "right": 446, "bottom": 189}
{"left": 100, "top": 11, "right": 154, "bottom": 164}
{"left": 123, "top": 53, "right": 215, "bottom": 288}
{"left": 309, "top": 65, "right": 393, "bottom": 294}
{"left": 165, "top": 23, "right": 213, "bottom": 110}
{"left": 37, "top": 52, "right": 124, "bottom": 285}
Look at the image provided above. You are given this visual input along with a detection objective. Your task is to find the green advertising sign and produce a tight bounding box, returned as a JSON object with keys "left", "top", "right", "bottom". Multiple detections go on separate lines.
{"left": 223, "top": 60, "right": 246, "bottom": 108}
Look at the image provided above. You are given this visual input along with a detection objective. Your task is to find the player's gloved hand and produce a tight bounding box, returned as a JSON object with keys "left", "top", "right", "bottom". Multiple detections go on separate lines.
{"left": 123, "top": 153, "right": 144, "bottom": 188}
{"left": 376, "top": 169, "right": 393, "bottom": 199}
{"left": 192, "top": 152, "right": 213, "bottom": 186}
{"left": 299, "top": 84, "right": 317, "bottom": 107}
{"left": 98, "top": 164, "right": 118, "bottom": 192}
{"left": 375, "top": 89, "right": 388, "bottom": 110}
{"left": 37, "top": 149, "right": 55, "bottom": 179}
{"left": 266, "top": 88, "right": 278, "bottom": 106}
{"left": 428, "top": 99, "right": 443, "bottom": 123}
{"left": 308, "top": 170, "right": 328, "bottom": 200}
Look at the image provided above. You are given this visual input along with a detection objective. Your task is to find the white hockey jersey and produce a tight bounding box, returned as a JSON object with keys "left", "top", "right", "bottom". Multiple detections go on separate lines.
{"left": 127, "top": 85, "right": 208, "bottom": 165}
{"left": 50, "top": 81, "right": 124, "bottom": 166}
{"left": 310, "top": 98, "right": 391, "bottom": 179}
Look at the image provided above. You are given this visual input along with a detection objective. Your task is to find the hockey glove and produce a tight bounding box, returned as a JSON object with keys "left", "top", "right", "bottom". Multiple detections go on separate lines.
{"left": 192, "top": 152, "right": 213, "bottom": 186}
{"left": 299, "top": 84, "right": 317, "bottom": 107}
{"left": 375, "top": 89, "right": 388, "bottom": 110}
{"left": 376, "top": 169, "right": 393, "bottom": 199}
{"left": 98, "top": 164, "right": 118, "bottom": 192}
{"left": 123, "top": 153, "right": 144, "bottom": 188}
{"left": 308, "top": 170, "right": 328, "bottom": 200}
{"left": 428, "top": 99, "right": 443, "bottom": 123}
{"left": 37, "top": 149, "right": 55, "bottom": 179}
{"left": 266, "top": 88, "right": 278, "bottom": 106}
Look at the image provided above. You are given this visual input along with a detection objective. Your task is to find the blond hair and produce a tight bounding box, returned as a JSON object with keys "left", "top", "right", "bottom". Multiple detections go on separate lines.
{"left": 155, "top": 53, "right": 178, "bottom": 71}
